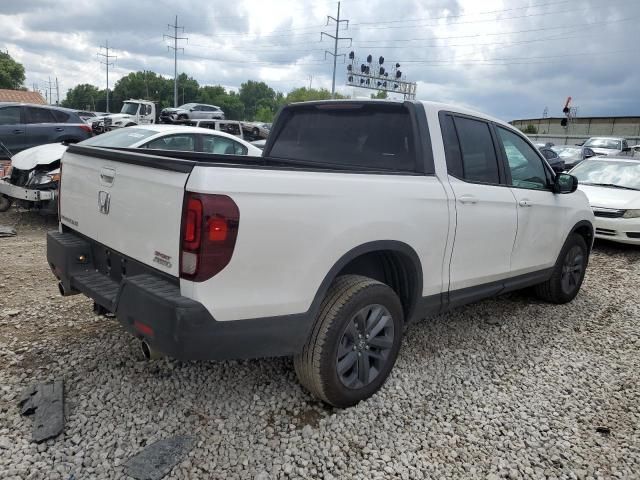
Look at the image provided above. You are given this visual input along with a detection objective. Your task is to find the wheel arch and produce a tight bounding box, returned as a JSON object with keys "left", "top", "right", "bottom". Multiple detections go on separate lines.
{"left": 570, "top": 220, "right": 594, "bottom": 252}
{"left": 307, "top": 240, "right": 424, "bottom": 326}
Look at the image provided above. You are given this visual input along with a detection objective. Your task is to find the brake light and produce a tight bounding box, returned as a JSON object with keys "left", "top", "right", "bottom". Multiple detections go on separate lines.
{"left": 79, "top": 124, "right": 92, "bottom": 134}
{"left": 180, "top": 192, "right": 240, "bottom": 282}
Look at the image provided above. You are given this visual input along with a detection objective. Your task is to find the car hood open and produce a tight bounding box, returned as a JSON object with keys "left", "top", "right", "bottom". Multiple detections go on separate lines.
{"left": 11, "top": 143, "right": 68, "bottom": 170}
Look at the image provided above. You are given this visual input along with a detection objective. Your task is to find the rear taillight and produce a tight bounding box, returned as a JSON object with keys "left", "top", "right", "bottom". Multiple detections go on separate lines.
{"left": 180, "top": 192, "right": 240, "bottom": 282}
{"left": 57, "top": 160, "right": 62, "bottom": 221}
{"left": 79, "top": 124, "right": 92, "bottom": 134}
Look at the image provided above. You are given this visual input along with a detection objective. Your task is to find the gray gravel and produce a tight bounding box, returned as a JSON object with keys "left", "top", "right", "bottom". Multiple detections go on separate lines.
{"left": 1, "top": 209, "right": 639, "bottom": 479}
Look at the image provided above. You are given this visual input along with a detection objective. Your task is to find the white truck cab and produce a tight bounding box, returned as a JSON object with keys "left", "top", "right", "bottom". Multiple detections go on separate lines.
{"left": 92, "top": 99, "right": 156, "bottom": 133}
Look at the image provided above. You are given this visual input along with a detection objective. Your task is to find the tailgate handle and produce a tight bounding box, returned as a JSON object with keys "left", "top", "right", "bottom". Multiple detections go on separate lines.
{"left": 100, "top": 167, "right": 116, "bottom": 186}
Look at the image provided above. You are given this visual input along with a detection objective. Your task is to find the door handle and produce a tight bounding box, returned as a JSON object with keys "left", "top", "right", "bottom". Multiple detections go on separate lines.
{"left": 458, "top": 195, "right": 478, "bottom": 205}
{"left": 55, "top": 127, "right": 64, "bottom": 132}
{"left": 13, "top": 129, "right": 23, "bottom": 134}
{"left": 519, "top": 199, "right": 533, "bottom": 207}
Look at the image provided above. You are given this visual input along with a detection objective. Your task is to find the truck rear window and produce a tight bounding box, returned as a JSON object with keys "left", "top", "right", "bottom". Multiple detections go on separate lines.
{"left": 269, "top": 103, "right": 417, "bottom": 172}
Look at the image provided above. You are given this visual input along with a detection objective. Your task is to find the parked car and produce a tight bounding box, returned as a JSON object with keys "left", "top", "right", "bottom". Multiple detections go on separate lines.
{"left": 48, "top": 100, "right": 593, "bottom": 408}
{"left": 0, "top": 125, "right": 259, "bottom": 213}
{"left": 160, "top": 103, "right": 225, "bottom": 123}
{"left": 537, "top": 145, "right": 565, "bottom": 173}
{"left": 251, "top": 139, "right": 266, "bottom": 149}
{"left": 0, "top": 103, "right": 91, "bottom": 156}
{"left": 80, "top": 124, "right": 261, "bottom": 156}
{"left": 582, "top": 137, "right": 630, "bottom": 156}
{"left": 242, "top": 122, "right": 271, "bottom": 139}
{"left": 570, "top": 157, "right": 640, "bottom": 245}
{"left": 552, "top": 145, "right": 598, "bottom": 170}
{"left": 183, "top": 119, "right": 244, "bottom": 139}
{"left": 73, "top": 110, "right": 98, "bottom": 125}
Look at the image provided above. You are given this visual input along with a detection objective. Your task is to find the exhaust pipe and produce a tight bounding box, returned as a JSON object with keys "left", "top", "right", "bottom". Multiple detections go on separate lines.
{"left": 58, "top": 282, "right": 67, "bottom": 297}
{"left": 140, "top": 340, "right": 163, "bottom": 360}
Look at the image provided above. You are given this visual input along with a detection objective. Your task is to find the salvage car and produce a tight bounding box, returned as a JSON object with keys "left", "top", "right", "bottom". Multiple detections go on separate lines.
{"left": 80, "top": 124, "right": 261, "bottom": 156}
{"left": 0, "top": 126, "right": 259, "bottom": 212}
{"left": 552, "top": 145, "right": 598, "bottom": 170}
{"left": 570, "top": 157, "right": 640, "bottom": 245}
{"left": 583, "top": 137, "right": 630, "bottom": 156}
{"left": 159, "top": 103, "right": 225, "bottom": 123}
{"left": 47, "top": 100, "right": 594, "bottom": 407}
{"left": 0, "top": 103, "right": 91, "bottom": 155}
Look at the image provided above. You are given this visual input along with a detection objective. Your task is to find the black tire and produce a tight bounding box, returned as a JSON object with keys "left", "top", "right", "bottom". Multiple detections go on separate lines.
{"left": 0, "top": 195, "right": 12, "bottom": 212}
{"left": 178, "top": 114, "right": 188, "bottom": 121}
{"left": 535, "top": 233, "right": 589, "bottom": 304}
{"left": 294, "top": 275, "right": 404, "bottom": 408}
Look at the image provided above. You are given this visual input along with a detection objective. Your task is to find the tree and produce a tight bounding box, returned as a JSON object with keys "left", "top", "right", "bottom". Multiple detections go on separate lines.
{"left": 239, "top": 81, "right": 277, "bottom": 120}
{"left": 285, "top": 87, "right": 334, "bottom": 103}
{"left": 522, "top": 124, "right": 538, "bottom": 134}
{"left": 61, "top": 84, "right": 104, "bottom": 110}
{"left": 0, "top": 51, "right": 26, "bottom": 90}
{"left": 370, "top": 91, "right": 388, "bottom": 99}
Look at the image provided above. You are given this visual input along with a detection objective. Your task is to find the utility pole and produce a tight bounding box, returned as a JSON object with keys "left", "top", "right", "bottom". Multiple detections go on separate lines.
{"left": 98, "top": 40, "right": 116, "bottom": 112}
{"left": 164, "top": 15, "right": 188, "bottom": 108}
{"left": 308, "top": 75, "right": 313, "bottom": 90}
{"left": 55, "top": 77, "right": 60, "bottom": 105}
{"left": 321, "top": 2, "right": 351, "bottom": 98}
{"left": 45, "top": 77, "right": 55, "bottom": 105}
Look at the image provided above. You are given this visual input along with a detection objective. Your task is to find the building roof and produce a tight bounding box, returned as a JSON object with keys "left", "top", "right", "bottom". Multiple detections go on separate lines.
{"left": 0, "top": 89, "right": 46, "bottom": 104}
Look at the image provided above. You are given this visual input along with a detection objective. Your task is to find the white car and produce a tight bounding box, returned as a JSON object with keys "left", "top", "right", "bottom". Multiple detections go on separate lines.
{"left": 571, "top": 157, "right": 640, "bottom": 245}
{"left": 80, "top": 124, "right": 262, "bottom": 157}
{"left": 48, "top": 100, "right": 593, "bottom": 407}
{"left": 582, "top": 137, "right": 630, "bottom": 157}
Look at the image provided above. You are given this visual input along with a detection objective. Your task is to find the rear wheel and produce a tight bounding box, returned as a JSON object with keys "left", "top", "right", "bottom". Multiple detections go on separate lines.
{"left": 294, "top": 275, "right": 404, "bottom": 408}
{"left": 535, "top": 233, "right": 588, "bottom": 303}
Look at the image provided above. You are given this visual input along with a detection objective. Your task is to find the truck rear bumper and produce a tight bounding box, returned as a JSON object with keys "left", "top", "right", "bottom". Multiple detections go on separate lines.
{"left": 46, "top": 230, "right": 310, "bottom": 360}
{"left": 0, "top": 179, "right": 55, "bottom": 202}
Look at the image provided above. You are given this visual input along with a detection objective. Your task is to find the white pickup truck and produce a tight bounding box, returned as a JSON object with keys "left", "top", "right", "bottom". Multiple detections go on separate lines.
{"left": 47, "top": 100, "right": 594, "bottom": 407}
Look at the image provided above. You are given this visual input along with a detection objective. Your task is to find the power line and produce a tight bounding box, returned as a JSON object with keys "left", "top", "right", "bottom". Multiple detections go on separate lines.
{"left": 97, "top": 40, "right": 116, "bottom": 113}
{"left": 321, "top": 2, "right": 351, "bottom": 97}
{"left": 164, "top": 15, "right": 188, "bottom": 108}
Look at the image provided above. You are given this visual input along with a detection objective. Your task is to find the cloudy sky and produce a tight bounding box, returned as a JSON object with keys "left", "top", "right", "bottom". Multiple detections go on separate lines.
{"left": 2, "top": 0, "right": 639, "bottom": 121}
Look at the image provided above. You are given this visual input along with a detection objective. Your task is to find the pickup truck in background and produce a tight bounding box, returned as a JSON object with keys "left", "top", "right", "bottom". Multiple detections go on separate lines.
{"left": 47, "top": 100, "right": 594, "bottom": 407}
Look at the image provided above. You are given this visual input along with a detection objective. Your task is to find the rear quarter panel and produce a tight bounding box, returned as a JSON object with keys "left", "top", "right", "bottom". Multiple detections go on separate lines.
{"left": 183, "top": 166, "right": 450, "bottom": 321}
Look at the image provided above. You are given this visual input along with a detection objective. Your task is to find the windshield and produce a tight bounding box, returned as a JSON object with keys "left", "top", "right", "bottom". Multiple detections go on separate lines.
{"left": 79, "top": 128, "right": 157, "bottom": 148}
{"left": 120, "top": 103, "right": 139, "bottom": 115}
{"left": 553, "top": 146, "right": 581, "bottom": 158}
{"left": 178, "top": 103, "right": 196, "bottom": 110}
{"left": 571, "top": 159, "right": 640, "bottom": 190}
{"left": 584, "top": 138, "right": 621, "bottom": 150}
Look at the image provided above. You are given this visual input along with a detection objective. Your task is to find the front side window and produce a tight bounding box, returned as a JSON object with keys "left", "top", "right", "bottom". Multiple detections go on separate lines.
{"left": 201, "top": 135, "right": 247, "bottom": 155}
{"left": 145, "top": 134, "right": 196, "bottom": 151}
{"left": 0, "top": 106, "right": 21, "bottom": 125}
{"left": 453, "top": 116, "right": 500, "bottom": 184}
{"left": 497, "top": 127, "right": 549, "bottom": 190}
{"left": 26, "top": 107, "right": 56, "bottom": 124}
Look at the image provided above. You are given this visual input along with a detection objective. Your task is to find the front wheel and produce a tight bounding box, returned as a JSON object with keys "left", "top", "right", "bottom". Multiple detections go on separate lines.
{"left": 535, "top": 233, "right": 588, "bottom": 304}
{"left": 294, "top": 275, "right": 404, "bottom": 408}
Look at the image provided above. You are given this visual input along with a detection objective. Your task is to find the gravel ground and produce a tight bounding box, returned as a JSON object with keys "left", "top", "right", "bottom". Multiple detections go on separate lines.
{"left": 0, "top": 209, "right": 639, "bottom": 480}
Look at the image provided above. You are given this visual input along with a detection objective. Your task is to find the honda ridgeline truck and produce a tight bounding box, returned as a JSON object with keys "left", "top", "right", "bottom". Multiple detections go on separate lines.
{"left": 47, "top": 100, "right": 594, "bottom": 407}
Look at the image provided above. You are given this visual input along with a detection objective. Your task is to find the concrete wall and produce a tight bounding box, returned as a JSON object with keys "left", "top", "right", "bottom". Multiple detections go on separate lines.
{"left": 511, "top": 117, "right": 640, "bottom": 137}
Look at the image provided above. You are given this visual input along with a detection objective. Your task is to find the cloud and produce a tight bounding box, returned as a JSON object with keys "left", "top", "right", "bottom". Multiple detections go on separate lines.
{"left": 2, "top": 0, "right": 639, "bottom": 120}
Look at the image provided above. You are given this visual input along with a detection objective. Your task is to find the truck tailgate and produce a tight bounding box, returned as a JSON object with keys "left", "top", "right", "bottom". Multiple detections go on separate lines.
{"left": 59, "top": 146, "right": 190, "bottom": 277}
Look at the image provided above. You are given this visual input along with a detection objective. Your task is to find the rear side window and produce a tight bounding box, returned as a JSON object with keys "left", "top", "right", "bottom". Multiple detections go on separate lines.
{"left": 446, "top": 116, "right": 500, "bottom": 184}
{"left": 269, "top": 104, "right": 416, "bottom": 171}
{"left": 0, "top": 106, "right": 21, "bottom": 125}
{"left": 52, "top": 110, "right": 71, "bottom": 122}
{"left": 26, "top": 107, "right": 56, "bottom": 124}
{"left": 145, "top": 134, "right": 196, "bottom": 152}
{"left": 201, "top": 135, "right": 247, "bottom": 155}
